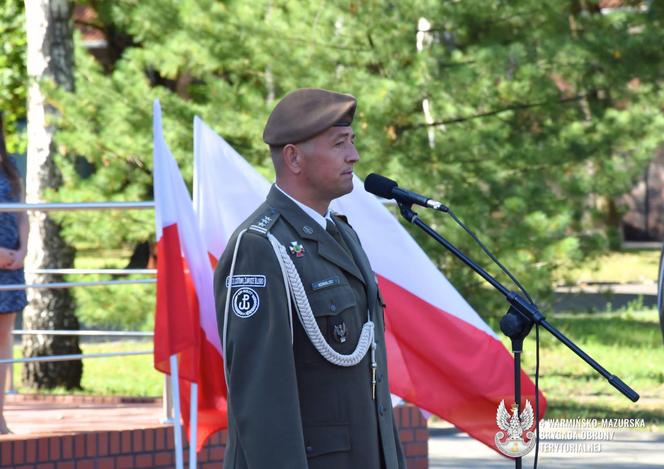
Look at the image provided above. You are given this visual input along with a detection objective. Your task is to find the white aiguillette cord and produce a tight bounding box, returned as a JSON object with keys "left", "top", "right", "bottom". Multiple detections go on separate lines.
{"left": 223, "top": 228, "right": 378, "bottom": 402}
{"left": 266, "top": 232, "right": 375, "bottom": 367}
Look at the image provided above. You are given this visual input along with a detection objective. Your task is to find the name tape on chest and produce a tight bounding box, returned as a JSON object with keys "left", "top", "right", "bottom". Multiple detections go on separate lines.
{"left": 225, "top": 275, "right": 267, "bottom": 288}
{"left": 311, "top": 277, "right": 340, "bottom": 291}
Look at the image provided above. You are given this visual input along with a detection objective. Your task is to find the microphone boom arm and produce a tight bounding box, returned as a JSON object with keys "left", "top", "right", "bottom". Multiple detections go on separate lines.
{"left": 396, "top": 201, "right": 640, "bottom": 403}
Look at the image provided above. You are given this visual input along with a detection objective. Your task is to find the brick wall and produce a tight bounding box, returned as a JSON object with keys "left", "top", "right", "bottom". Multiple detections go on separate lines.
{"left": 394, "top": 405, "right": 429, "bottom": 469}
{"left": 0, "top": 405, "right": 427, "bottom": 468}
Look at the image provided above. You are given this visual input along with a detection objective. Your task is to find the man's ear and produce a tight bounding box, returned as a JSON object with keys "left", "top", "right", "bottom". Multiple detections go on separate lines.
{"left": 282, "top": 144, "right": 303, "bottom": 175}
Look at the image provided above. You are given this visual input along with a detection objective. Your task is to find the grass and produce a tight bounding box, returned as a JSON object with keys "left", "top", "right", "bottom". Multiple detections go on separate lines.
{"left": 486, "top": 308, "right": 664, "bottom": 432}
{"left": 9, "top": 308, "right": 663, "bottom": 433}
{"left": 11, "top": 340, "right": 163, "bottom": 397}
{"left": 9, "top": 249, "right": 662, "bottom": 433}
{"left": 556, "top": 249, "right": 660, "bottom": 285}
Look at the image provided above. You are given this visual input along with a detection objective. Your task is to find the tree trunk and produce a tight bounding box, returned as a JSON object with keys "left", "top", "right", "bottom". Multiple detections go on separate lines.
{"left": 22, "top": 0, "right": 82, "bottom": 389}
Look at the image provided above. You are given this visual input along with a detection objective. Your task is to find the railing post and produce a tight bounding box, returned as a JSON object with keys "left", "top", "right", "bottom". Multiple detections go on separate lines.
{"left": 6, "top": 345, "right": 16, "bottom": 395}
{"left": 162, "top": 374, "right": 175, "bottom": 423}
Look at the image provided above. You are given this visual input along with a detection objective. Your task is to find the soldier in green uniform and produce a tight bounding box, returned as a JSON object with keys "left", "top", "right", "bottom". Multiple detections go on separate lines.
{"left": 214, "top": 88, "right": 406, "bottom": 469}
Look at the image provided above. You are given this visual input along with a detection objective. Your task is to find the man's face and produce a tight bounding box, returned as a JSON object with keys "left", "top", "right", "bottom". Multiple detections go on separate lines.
{"left": 298, "top": 126, "right": 359, "bottom": 201}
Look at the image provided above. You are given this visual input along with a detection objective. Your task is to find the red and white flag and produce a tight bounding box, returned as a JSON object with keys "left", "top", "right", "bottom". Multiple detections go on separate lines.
{"left": 332, "top": 186, "right": 547, "bottom": 453}
{"left": 186, "top": 116, "right": 270, "bottom": 448}
{"left": 153, "top": 100, "right": 199, "bottom": 383}
{"left": 152, "top": 101, "right": 227, "bottom": 453}
{"left": 193, "top": 116, "right": 270, "bottom": 262}
{"left": 192, "top": 117, "right": 546, "bottom": 454}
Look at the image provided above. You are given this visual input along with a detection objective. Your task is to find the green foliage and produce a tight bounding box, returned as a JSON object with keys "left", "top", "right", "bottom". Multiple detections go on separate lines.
{"left": 560, "top": 249, "right": 659, "bottom": 285}
{"left": 13, "top": 309, "right": 662, "bottom": 430}
{"left": 24, "top": 0, "right": 664, "bottom": 325}
{"left": 0, "top": 0, "right": 27, "bottom": 152}
{"left": 73, "top": 278, "right": 155, "bottom": 331}
{"left": 508, "top": 308, "right": 664, "bottom": 429}
{"left": 70, "top": 251, "right": 155, "bottom": 331}
{"left": 14, "top": 340, "right": 161, "bottom": 396}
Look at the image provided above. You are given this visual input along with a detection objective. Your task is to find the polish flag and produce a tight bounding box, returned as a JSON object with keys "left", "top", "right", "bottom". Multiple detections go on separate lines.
{"left": 193, "top": 116, "right": 270, "bottom": 262}
{"left": 152, "top": 101, "right": 227, "bottom": 453}
{"left": 332, "top": 189, "right": 548, "bottom": 453}
{"left": 192, "top": 117, "right": 546, "bottom": 454}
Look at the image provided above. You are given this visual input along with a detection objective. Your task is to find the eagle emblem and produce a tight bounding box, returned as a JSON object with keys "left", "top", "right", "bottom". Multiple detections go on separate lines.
{"left": 495, "top": 399, "right": 537, "bottom": 457}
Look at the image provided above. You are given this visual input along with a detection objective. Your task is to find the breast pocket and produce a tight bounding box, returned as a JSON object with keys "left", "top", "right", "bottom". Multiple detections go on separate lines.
{"left": 305, "top": 283, "right": 361, "bottom": 359}
{"left": 304, "top": 423, "right": 351, "bottom": 462}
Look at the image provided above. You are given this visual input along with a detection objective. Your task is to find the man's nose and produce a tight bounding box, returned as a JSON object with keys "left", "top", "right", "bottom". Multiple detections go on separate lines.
{"left": 347, "top": 147, "right": 360, "bottom": 163}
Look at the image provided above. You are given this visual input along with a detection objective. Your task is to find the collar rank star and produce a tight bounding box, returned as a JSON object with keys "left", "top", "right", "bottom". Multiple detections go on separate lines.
{"left": 257, "top": 215, "right": 272, "bottom": 229}
{"left": 289, "top": 241, "right": 305, "bottom": 257}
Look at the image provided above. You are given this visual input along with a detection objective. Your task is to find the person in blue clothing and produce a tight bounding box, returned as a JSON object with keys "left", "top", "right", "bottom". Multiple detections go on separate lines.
{"left": 0, "top": 115, "right": 29, "bottom": 434}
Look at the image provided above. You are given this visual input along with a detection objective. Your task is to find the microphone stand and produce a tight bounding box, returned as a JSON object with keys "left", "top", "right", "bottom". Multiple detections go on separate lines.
{"left": 396, "top": 201, "right": 639, "bottom": 469}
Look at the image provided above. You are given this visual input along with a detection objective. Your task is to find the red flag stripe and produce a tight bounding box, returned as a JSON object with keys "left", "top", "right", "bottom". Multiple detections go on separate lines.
{"left": 379, "top": 274, "right": 547, "bottom": 451}
{"left": 154, "top": 224, "right": 197, "bottom": 381}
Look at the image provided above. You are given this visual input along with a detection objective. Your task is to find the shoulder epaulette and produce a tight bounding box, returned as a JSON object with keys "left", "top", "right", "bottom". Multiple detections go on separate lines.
{"left": 249, "top": 207, "right": 280, "bottom": 235}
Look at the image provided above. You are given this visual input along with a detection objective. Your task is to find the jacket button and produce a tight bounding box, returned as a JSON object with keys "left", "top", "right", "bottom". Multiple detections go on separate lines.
{"left": 306, "top": 445, "right": 313, "bottom": 453}
{"left": 379, "top": 404, "right": 386, "bottom": 416}
{"left": 377, "top": 372, "right": 383, "bottom": 383}
{"left": 330, "top": 303, "right": 336, "bottom": 312}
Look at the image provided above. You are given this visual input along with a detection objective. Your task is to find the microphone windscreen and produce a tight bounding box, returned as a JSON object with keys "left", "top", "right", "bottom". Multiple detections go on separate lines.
{"left": 364, "top": 173, "right": 398, "bottom": 199}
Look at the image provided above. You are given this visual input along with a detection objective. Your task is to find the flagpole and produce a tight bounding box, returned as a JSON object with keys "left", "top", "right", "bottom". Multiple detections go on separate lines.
{"left": 169, "top": 354, "right": 185, "bottom": 469}
{"left": 189, "top": 382, "right": 198, "bottom": 469}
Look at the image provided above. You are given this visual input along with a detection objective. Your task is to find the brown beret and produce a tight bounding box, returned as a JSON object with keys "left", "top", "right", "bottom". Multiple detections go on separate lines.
{"left": 263, "top": 88, "right": 357, "bottom": 146}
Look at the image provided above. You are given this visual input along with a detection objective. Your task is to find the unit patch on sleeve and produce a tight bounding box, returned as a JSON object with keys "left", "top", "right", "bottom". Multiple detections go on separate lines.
{"left": 225, "top": 275, "right": 267, "bottom": 288}
{"left": 232, "top": 288, "right": 260, "bottom": 318}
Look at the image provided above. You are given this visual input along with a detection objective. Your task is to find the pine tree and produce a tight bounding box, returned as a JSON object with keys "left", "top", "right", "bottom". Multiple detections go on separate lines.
{"left": 41, "top": 0, "right": 664, "bottom": 322}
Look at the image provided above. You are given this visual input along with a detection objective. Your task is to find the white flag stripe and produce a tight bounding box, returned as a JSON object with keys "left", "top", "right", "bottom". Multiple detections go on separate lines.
{"left": 153, "top": 100, "right": 176, "bottom": 239}
{"left": 153, "top": 101, "right": 220, "bottom": 353}
{"left": 193, "top": 117, "right": 271, "bottom": 353}
{"left": 332, "top": 180, "right": 495, "bottom": 337}
{"left": 193, "top": 117, "right": 270, "bottom": 260}
{"left": 192, "top": 115, "right": 494, "bottom": 340}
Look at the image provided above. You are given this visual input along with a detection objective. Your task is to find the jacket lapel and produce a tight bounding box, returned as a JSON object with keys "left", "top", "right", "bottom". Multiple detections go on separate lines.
{"left": 333, "top": 214, "right": 377, "bottom": 313}
{"left": 266, "top": 186, "right": 366, "bottom": 285}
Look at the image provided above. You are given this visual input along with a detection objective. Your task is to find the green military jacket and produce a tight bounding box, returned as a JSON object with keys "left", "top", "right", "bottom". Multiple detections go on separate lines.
{"left": 214, "top": 185, "right": 406, "bottom": 469}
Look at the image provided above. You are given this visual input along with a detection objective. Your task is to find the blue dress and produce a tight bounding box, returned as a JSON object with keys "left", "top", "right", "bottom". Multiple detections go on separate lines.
{"left": 0, "top": 156, "right": 27, "bottom": 313}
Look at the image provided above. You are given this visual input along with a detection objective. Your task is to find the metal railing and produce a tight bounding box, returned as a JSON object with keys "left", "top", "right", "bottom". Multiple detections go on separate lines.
{"left": 14, "top": 330, "right": 153, "bottom": 337}
{"left": 3, "top": 329, "right": 155, "bottom": 393}
{"left": 0, "top": 350, "right": 152, "bottom": 365}
{"left": 0, "top": 278, "right": 156, "bottom": 291}
{"left": 1, "top": 195, "right": 396, "bottom": 423}
{"left": 0, "top": 201, "right": 155, "bottom": 212}
{"left": 1, "top": 200, "right": 157, "bottom": 392}
{"left": 29, "top": 268, "right": 157, "bottom": 275}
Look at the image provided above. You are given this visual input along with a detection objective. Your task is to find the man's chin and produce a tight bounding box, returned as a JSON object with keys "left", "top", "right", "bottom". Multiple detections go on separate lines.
{"left": 339, "top": 182, "right": 355, "bottom": 198}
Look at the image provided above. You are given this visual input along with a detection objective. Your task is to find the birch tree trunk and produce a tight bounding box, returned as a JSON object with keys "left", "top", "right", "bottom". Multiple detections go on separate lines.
{"left": 22, "top": 0, "right": 81, "bottom": 389}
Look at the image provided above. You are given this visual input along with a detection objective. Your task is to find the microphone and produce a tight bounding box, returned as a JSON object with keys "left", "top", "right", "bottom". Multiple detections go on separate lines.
{"left": 364, "top": 173, "right": 448, "bottom": 212}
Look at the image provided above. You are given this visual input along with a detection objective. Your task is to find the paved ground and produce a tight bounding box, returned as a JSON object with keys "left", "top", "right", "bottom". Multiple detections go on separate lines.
{"left": 552, "top": 282, "right": 657, "bottom": 312}
{"left": 3, "top": 397, "right": 663, "bottom": 468}
{"left": 1, "top": 396, "right": 164, "bottom": 439}
{"left": 428, "top": 424, "right": 664, "bottom": 468}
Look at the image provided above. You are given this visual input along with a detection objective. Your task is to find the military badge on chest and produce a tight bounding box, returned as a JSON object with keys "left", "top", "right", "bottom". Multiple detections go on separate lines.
{"left": 329, "top": 316, "right": 348, "bottom": 344}
{"left": 289, "top": 241, "right": 305, "bottom": 257}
